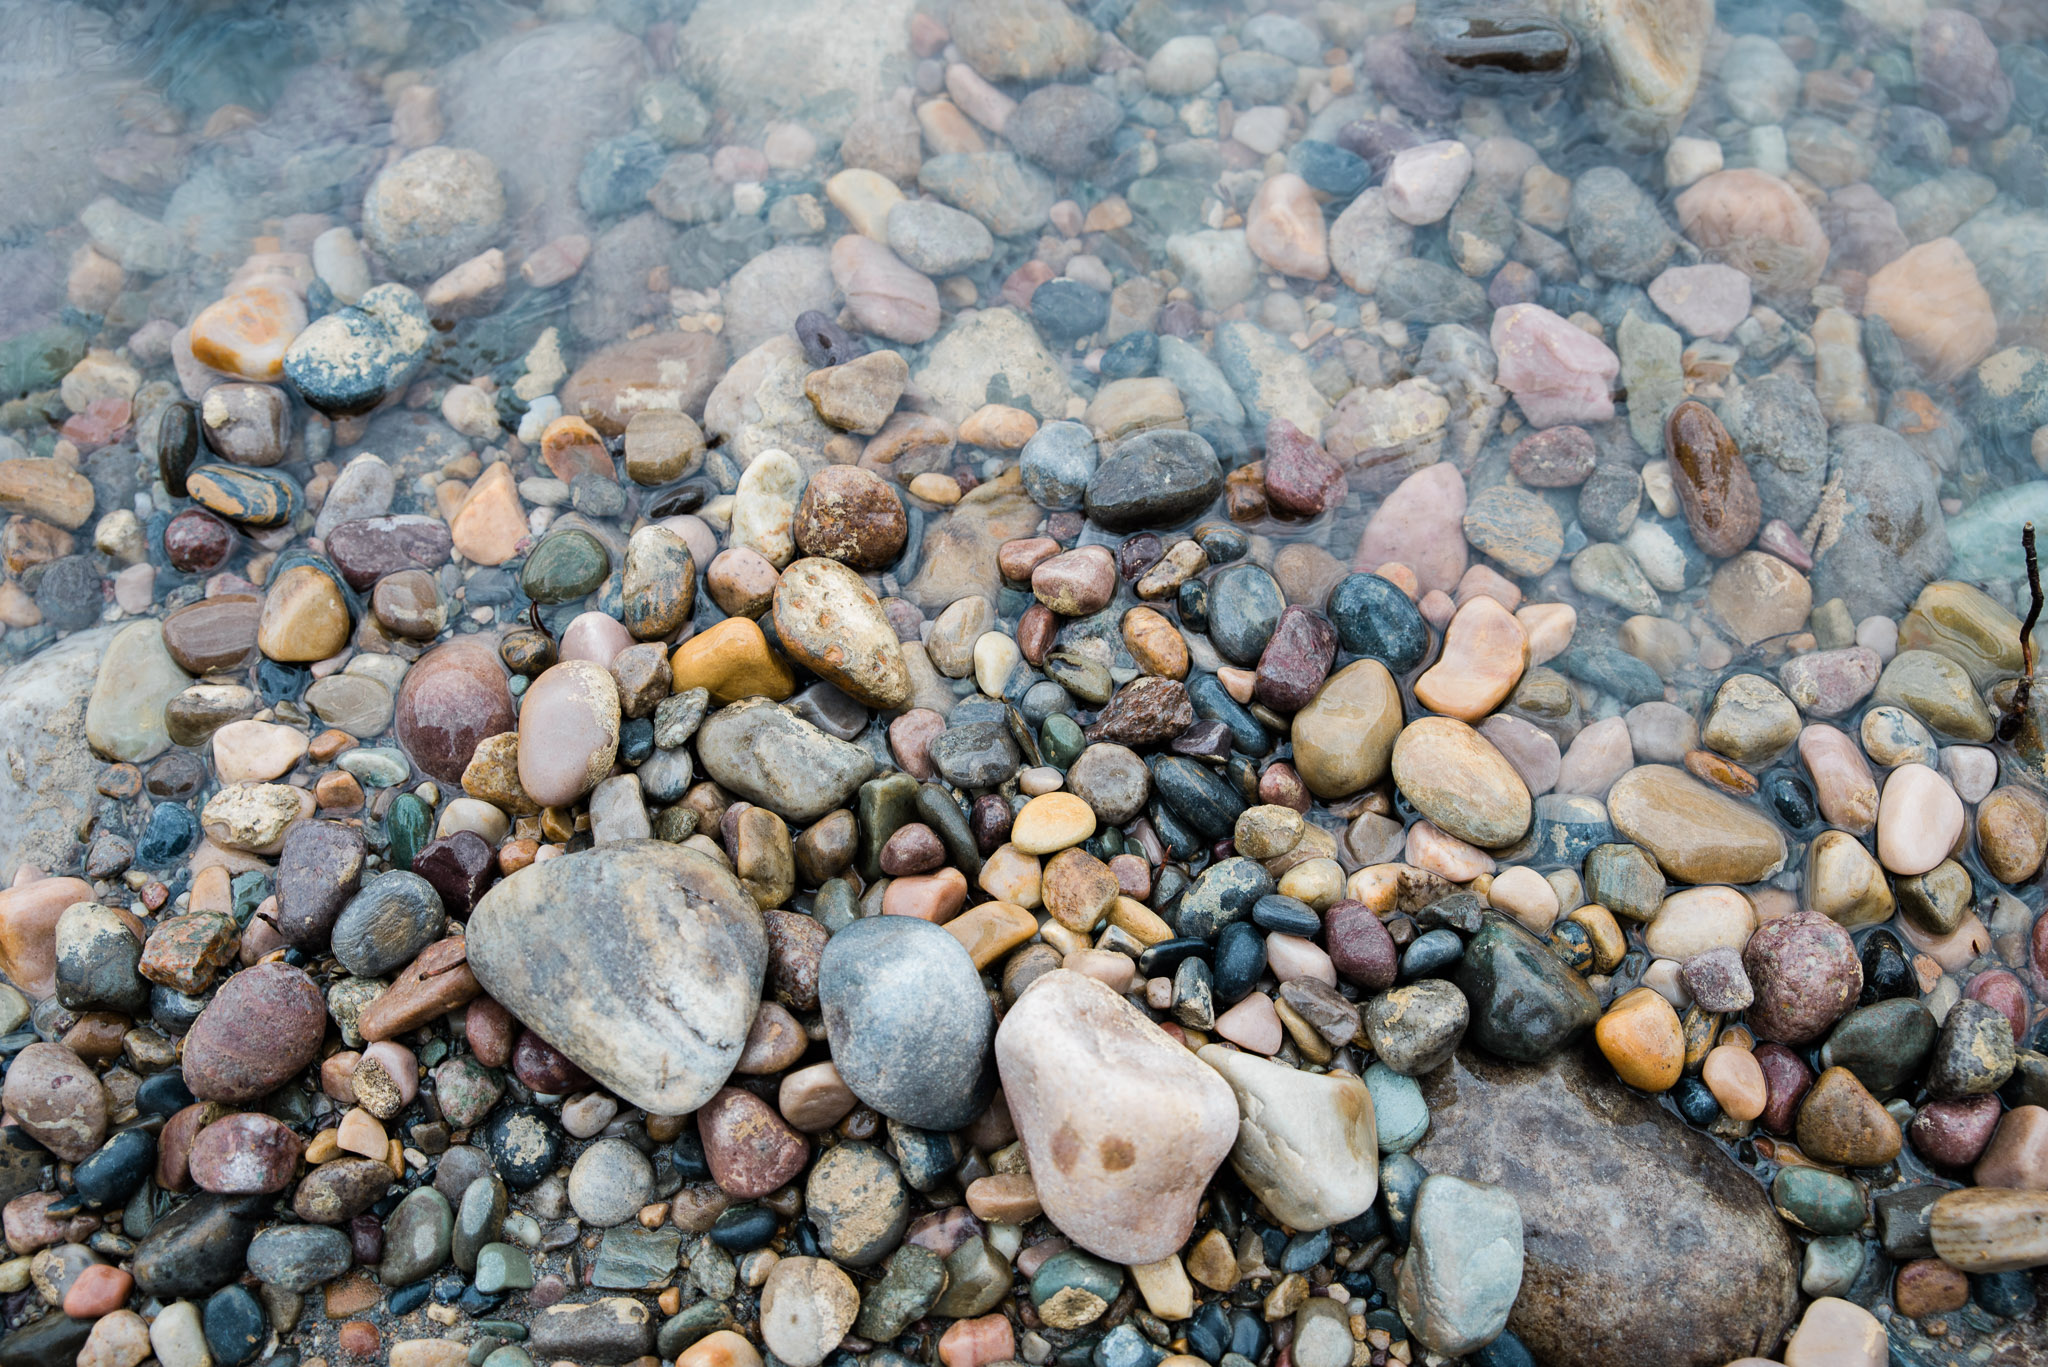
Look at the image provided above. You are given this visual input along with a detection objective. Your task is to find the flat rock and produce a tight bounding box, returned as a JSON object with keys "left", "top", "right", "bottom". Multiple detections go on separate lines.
{"left": 0, "top": 625, "right": 118, "bottom": 878}
{"left": 696, "top": 699, "right": 877, "bottom": 823}
{"left": 1607, "top": 764, "right": 1788, "bottom": 884}
{"left": 1414, "top": 1047, "right": 1800, "bottom": 1367}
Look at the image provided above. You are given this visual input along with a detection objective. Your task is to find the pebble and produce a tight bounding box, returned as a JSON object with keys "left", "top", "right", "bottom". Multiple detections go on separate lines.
{"left": 1396, "top": 1175, "right": 1522, "bottom": 1356}
{"left": 996, "top": 972, "right": 1236, "bottom": 1263}
{"left": 1492, "top": 304, "right": 1619, "bottom": 427}
{"left": 820, "top": 915, "right": 994, "bottom": 1130}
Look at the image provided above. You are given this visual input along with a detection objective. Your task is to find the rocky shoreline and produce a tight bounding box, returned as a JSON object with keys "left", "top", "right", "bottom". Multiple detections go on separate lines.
{"left": 1, "top": 2, "right": 2048, "bottom": 1367}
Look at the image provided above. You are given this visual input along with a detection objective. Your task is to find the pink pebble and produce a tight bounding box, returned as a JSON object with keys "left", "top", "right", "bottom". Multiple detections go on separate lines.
{"left": 1405, "top": 821, "right": 1494, "bottom": 881}
{"left": 1490, "top": 303, "right": 1620, "bottom": 427}
{"left": 558, "top": 610, "right": 634, "bottom": 666}
{"left": 1214, "top": 992, "right": 1284, "bottom": 1053}
{"left": 1266, "top": 933, "right": 1337, "bottom": 986}
{"left": 1756, "top": 519, "right": 1812, "bottom": 569}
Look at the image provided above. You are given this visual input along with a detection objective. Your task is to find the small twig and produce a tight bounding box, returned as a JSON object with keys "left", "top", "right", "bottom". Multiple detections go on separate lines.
{"left": 528, "top": 601, "right": 553, "bottom": 644}
{"left": 421, "top": 948, "right": 470, "bottom": 979}
{"left": 2000, "top": 522, "right": 2041, "bottom": 742}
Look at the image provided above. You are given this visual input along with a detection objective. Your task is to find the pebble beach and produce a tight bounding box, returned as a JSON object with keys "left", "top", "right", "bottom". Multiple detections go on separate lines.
{"left": 2, "top": 1, "right": 2048, "bottom": 1366}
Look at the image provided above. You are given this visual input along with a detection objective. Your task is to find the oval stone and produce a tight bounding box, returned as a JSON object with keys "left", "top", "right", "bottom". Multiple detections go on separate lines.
{"left": 1391, "top": 717, "right": 1531, "bottom": 848}
{"left": 1292, "top": 660, "right": 1403, "bottom": 800}
{"left": 182, "top": 962, "right": 327, "bottom": 1103}
{"left": 394, "top": 638, "right": 515, "bottom": 785}
{"left": 1607, "top": 765, "right": 1787, "bottom": 884}
{"left": 820, "top": 916, "right": 996, "bottom": 1131}
{"left": 517, "top": 660, "right": 621, "bottom": 808}
{"left": 771, "top": 558, "right": 912, "bottom": 709}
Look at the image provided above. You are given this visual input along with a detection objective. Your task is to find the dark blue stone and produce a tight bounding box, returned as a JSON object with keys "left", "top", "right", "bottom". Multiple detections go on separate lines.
{"left": 136, "top": 803, "right": 198, "bottom": 866}
{"left": 149, "top": 984, "right": 207, "bottom": 1033}
{"left": 1175, "top": 857, "right": 1274, "bottom": 940}
{"left": 1187, "top": 1304, "right": 1229, "bottom": 1362}
{"left": 621, "top": 718, "right": 654, "bottom": 765}
{"left": 1556, "top": 646, "right": 1664, "bottom": 705}
{"left": 1281, "top": 1228, "right": 1331, "bottom": 1273}
{"left": 1031, "top": 280, "right": 1111, "bottom": 342}
{"left": 457, "top": 1286, "right": 504, "bottom": 1316}
{"left": 431, "top": 1269, "right": 467, "bottom": 1303}
{"left": 1471, "top": 1328, "right": 1539, "bottom": 1367}
{"left": 710, "top": 1204, "right": 778, "bottom": 1251}
{"left": 73, "top": 1128, "right": 155, "bottom": 1209}
{"left": 1093, "top": 1323, "right": 1167, "bottom": 1367}
{"left": 672, "top": 1130, "right": 710, "bottom": 1182}
{"left": 1528, "top": 795, "right": 1616, "bottom": 867}
{"left": 389, "top": 1280, "right": 433, "bottom": 1316}
{"left": 1186, "top": 673, "right": 1271, "bottom": 756}
{"left": 1099, "top": 331, "right": 1158, "bottom": 381}
{"left": 1672, "top": 1076, "right": 1720, "bottom": 1126}
{"left": 1401, "top": 927, "right": 1464, "bottom": 977}
{"left": 1974, "top": 1269, "right": 2039, "bottom": 1319}
{"left": 1228, "top": 1310, "right": 1267, "bottom": 1362}
{"left": 1289, "top": 140, "right": 1370, "bottom": 196}
{"left": 1326, "top": 572, "right": 1431, "bottom": 673}
{"left": 1137, "top": 938, "right": 1208, "bottom": 979}
{"left": 203, "top": 1284, "right": 267, "bottom": 1366}
{"left": 1147, "top": 799, "right": 1206, "bottom": 862}
{"left": 1251, "top": 894, "right": 1320, "bottom": 937}
{"left": 1196, "top": 525, "right": 1248, "bottom": 564}
{"left": 1212, "top": 921, "right": 1266, "bottom": 1004}
{"left": 1207, "top": 564, "right": 1286, "bottom": 666}
{"left": 1176, "top": 577, "right": 1209, "bottom": 632}
{"left": 888, "top": 1122, "right": 958, "bottom": 1192}
{"left": 1151, "top": 756, "right": 1245, "bottom": 839}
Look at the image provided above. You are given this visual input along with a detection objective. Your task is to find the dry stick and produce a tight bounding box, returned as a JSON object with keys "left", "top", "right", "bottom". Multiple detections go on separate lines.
{"left": 2000, "top": 522, "right": 2042, "bottom": 742}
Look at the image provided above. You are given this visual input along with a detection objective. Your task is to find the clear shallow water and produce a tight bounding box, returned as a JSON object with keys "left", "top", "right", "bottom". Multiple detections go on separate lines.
{"left": 4, "top": 0, "right": 2048, "bottom": 1363}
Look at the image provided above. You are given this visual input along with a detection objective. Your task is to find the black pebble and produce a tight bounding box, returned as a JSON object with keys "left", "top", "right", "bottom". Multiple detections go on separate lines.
{"left": 203, "top": 1284, "right": 267, "bottom": 1366}
{"left": 1212, "top": 922, "right": 1267, "bottom": 1004}
{"left": 710, "top": 1204, "right": 779, "bottom": 1251}
{"left": 73, "top": 1128, "right": 156, "bottom": 1209}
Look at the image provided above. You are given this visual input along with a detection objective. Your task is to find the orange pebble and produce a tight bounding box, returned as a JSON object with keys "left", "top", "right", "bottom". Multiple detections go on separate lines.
{"left": 61, "top": 1263, "right": 132, "bottom": 1318}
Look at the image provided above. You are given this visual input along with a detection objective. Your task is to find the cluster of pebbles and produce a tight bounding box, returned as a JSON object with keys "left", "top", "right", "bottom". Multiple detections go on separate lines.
{"left": 7, "top": 1, "right": 2048, "bottom": 1367}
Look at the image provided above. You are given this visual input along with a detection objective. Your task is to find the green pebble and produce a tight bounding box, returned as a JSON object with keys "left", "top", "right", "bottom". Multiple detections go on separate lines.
{"left": 1040, "top": 713, "right": 1086, "bottom": 768}
{"left": 1029, "top": 1246, "right": 1124, "bottom": 1316}
{"left": 657, "top": 1300, "right": 736, "bottom": 1359}
{"left": 1800, "top": 1234, "right": 1864, "bottom": 1298}
{"left": 385, "top": 792, "right": 431, "bottom": 871}
{"left": 338, "top": 747, "right": 411, "bottom": 789}
{"left": 520, "top": 529, "right": 610, "bottom": 604}
{"left": 1772, "top": 1166, "right": 1866, "bottom": 1235}
{"left": 473, "top": 1242, "right": 534, "bottom": 1294}
{"left": 481, "top": 1349, "right": 534, "bottom": 1367}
